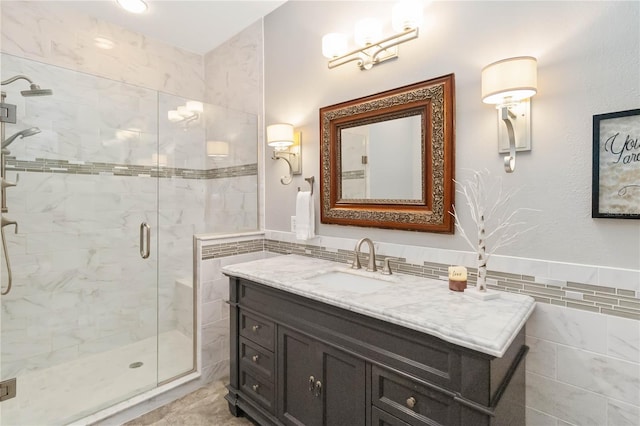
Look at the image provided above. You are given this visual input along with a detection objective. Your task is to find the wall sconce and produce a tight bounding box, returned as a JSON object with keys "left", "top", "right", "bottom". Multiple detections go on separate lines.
{"left": 168, "top": 100, "right": 203, "bottom": 124}
{"left": 267, "top": 123, "right": 301, "bottom": 185}
{"left": 482, "top": 56, "right": 537, "bottom": 173}
{"left": 206, "top": 140, "right": 229, "bottom": 157}
{"left": 322, "top": 0, "right": 423, "bottom": 70}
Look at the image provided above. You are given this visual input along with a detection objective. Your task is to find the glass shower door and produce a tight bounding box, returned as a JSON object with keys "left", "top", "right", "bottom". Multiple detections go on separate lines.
{"left": 0, "top": 54, "right": 160, "bottom": 425}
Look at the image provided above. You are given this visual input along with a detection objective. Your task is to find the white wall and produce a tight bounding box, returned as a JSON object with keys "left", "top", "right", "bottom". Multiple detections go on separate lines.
{"left": 263, "top": 2, "right": 640, "bottom": 425}
{"left": 263, "top": 1, "right": 640, "bottom": 270}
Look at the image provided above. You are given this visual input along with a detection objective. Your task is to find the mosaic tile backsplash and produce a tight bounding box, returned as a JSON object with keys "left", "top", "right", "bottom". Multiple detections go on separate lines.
{"left": 202, "top": 238, "right": 640, "bottom": 321}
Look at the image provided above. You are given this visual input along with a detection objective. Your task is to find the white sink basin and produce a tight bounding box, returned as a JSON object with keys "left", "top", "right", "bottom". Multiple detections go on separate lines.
{"left": 308, "top": 270, "right": 392, "bottom": 294}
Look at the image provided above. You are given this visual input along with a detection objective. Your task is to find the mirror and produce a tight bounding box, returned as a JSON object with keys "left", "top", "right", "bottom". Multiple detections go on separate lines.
{"left": 320, "top": 74, "right": 455, "bottom": 233}
{"left": 340, "top": 114, "right": 422, "bottom": 202}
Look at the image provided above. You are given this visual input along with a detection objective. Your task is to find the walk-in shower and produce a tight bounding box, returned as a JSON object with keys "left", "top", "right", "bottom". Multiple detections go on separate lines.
{"left": 0, "top": 49, "right": 259, "bottom": 424}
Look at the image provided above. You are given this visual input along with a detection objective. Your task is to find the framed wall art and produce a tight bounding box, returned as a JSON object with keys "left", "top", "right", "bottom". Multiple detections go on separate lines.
{"left": 592, "top": 108, "right": 640, "bottom": 218}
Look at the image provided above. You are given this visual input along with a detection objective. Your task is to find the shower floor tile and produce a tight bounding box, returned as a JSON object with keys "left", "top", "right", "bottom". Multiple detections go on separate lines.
{"left": 0, "top": 330, "right": 192, "bottom": 426}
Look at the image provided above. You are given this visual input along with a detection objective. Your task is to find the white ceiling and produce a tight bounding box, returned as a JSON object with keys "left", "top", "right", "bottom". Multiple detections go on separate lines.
{"left": 67, "top": 0, "right": 286, "bottom": 55}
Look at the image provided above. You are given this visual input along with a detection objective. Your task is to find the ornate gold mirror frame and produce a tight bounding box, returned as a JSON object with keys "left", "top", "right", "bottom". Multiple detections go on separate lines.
{"left": 320, "top": 74, "right": 455, "bottom": 233}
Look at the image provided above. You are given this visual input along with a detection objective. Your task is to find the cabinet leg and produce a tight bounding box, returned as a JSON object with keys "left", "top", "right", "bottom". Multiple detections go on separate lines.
{"left": 224, "top": 391, "right": 243, "bottom": 417}
{"left": 227, "top": 401, "right": 243, "bottom": 417}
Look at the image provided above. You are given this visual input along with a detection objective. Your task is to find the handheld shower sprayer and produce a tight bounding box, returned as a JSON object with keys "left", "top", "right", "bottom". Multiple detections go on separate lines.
{"left": 2, "top": 127, "right": 41, "bottom": 149}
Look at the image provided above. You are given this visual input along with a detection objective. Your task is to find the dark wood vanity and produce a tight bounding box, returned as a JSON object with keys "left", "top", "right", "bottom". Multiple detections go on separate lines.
{"left": 226, "top": 276, "right": 528, "bottom": 426}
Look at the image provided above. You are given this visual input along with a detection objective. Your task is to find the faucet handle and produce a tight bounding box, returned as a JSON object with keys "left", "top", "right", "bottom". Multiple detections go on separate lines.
{"left": 381, "top": 258, "right": 396, "bottom": 275}
{"left": 381, "top": 258, "right": 392, "bottom": 275}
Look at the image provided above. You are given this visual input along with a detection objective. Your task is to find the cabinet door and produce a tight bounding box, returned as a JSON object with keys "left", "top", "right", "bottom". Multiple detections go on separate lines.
{"left": 278, "top": 326, "right": 366, "bottom": 426}
{"left": 318, "top": 343, "right": 366, "bottom": 426}
{"left": 278, "top": 327, "right": 321, "bottom": 426}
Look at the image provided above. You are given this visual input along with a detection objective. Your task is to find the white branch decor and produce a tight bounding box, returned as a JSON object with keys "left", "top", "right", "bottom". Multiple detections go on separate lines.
{"left": 450, "top": 170, "right": 537, "bottom": 295}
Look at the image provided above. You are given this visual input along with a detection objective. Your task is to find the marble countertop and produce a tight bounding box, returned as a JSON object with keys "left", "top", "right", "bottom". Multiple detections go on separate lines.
{"left": 222, "top": 254, "right": 536, "bottom": 358}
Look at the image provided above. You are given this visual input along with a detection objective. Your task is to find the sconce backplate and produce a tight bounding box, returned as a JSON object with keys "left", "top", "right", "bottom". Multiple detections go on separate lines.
{"left": 498, "top": 99, "right": 531, "bottom": 153}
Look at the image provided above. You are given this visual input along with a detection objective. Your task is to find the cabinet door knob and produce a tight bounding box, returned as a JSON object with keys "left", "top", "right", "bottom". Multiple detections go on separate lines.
{"left": 309, "top": 375, "right": 315, "bottom": 392}
{"left": 315, "top": 380, "right": 322, "bottom": 397}
{"left": 406, "top": 396, "right": 416, "bottom": 409}
{"left": 251, "top": 324, "right": 260, "bottom": 332}
{"left": 252, "top": 384, "right": 260, "bottom": 392}
{"left": 252, "top": 354, "right": 260, "bottom": 363}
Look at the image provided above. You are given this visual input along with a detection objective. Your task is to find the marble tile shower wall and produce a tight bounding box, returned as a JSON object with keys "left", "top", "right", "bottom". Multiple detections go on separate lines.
{"left": 199, "top": 233, "right": 639, "bottom": 425}
{"left": 1, "top": 1, "right": 204, "bottom": 100}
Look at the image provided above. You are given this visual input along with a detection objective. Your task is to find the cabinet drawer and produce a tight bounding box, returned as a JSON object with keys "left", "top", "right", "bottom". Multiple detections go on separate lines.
{"left": 239, "top": 311, "right": 274, "bottom": 351}
{"left": 240, "top": 336, "right": 274, "bottom": 381}
{"left": 372, "top": 406, "right": 412, "bottom": 426}
{"left": 372, "top": 366, "right": 458, "bottom": 426}
{"left": 240, "top": 368, "right": 275, "bottom": 414}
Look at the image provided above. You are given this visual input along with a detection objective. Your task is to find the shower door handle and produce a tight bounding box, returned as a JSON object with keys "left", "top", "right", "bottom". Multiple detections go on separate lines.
{"left": 140, "top": 223, "right": 150, "bottom": 259}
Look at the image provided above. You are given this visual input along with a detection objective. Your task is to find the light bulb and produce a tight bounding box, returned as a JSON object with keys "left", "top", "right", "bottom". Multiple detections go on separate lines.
{"left": 354, "top": 18, "right": 382, "bottom": 47}
{"left": 392, "top": 1, "right": 423, "bottom": 32}
{"left": 322, "top": 33, "right": 348, "bottom": 58}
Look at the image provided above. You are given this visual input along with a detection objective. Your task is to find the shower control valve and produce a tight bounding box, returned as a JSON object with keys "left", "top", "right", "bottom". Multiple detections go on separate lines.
{"left": 1, "top": 174, "right": 19, "bottom": 189}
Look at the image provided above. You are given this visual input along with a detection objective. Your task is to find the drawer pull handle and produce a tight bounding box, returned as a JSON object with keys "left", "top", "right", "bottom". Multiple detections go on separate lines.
{"left": 252, "top": 384, "right": 260, "bottom": 392}
{"left": 252, "top": 354, "right": 260, "bottom": 363}
{"left": 251, "top": 324, "right": 260, "bottom": 333}
{"left": 314, "top": 380, "right": 322, "bottom": 397}
{"left": 406, "top": 396, "right": 416, "bottom": 409}
{"left": 309, "top": 375, "right": 315, "bottom": 392}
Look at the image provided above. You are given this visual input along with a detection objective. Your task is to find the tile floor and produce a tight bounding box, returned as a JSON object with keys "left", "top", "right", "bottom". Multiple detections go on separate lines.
{"left": 125, "top": 380, "right": 254, "bottom": 426}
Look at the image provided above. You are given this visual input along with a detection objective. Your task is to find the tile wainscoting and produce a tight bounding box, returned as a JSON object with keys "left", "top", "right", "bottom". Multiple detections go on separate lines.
{"left": 198, "top": 231, "right": 640, "bottom": 426}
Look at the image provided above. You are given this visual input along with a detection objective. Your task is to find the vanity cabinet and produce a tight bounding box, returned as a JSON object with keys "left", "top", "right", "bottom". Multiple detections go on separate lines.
{"left": 226, "top": 276, "right": 528, "bottom": 426}
{"left": 279, "top": 327, "right": 366, "bottom": 426}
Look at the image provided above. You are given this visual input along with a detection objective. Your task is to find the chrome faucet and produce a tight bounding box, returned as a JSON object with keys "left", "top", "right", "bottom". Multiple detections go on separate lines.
{"left": 351, "top": 238, "right": 377, "bottom": 272}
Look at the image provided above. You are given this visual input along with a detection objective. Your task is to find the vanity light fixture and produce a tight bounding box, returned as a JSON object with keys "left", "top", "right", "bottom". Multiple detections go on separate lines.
{"left": 267, "top": 123, "right": 302, "bottom": 185}
{"left": 322, "top": 0, "right": 423, "bottom": 70}
{"left": 206, "top": 141, "right": 229, "bottom": 157}
{"left": 168, "top": 101, "right": 203, "bottom": 124}
{"left": 116, "top": 0, "right": 148, "bottom": 14}
{"left": 481, "top": 56, "right": 538, "bottom": 173}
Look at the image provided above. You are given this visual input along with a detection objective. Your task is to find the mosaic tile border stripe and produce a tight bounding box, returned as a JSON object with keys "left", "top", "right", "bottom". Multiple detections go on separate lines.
{"left": 203, "top": 238, "right": 640, "bottom": 321}
{"left": 202, "top": 239, "right": 265, "bottom": 260}
{"left": 5, "top": 157, "right": 257, "bottom": 180}
{"left": 342, "top": 170, "right": 365, "bottom": 180}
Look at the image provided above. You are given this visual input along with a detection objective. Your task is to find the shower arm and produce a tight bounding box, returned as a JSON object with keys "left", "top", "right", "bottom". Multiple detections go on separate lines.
{"left": 1, "top": 75, "right": 35, "bottom": 86}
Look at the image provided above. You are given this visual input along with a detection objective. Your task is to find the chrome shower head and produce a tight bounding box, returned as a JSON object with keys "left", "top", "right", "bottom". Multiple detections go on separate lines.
{"left": 1, "top": 75, "right": 53, "bottom": 97}
{"left": 1, "top": 127, "right": 41, "bottom": 149}
{"left": 21, "top": 83, "right": 53, "bottom": 97}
